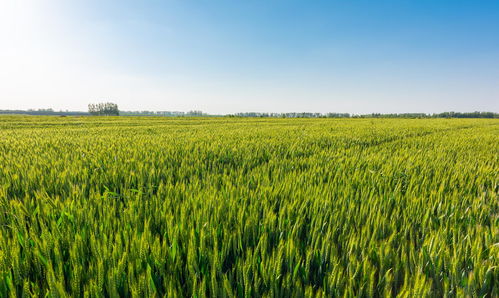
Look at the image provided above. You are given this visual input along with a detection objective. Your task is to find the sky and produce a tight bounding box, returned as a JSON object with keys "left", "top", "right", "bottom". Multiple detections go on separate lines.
{"left": 1, "top": 0, "right": 498, "bottom": 114}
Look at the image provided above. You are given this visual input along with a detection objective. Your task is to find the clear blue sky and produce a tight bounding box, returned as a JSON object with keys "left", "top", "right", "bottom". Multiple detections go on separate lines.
{"left": 1, "top": 0, "right": 498, "bottom": 114}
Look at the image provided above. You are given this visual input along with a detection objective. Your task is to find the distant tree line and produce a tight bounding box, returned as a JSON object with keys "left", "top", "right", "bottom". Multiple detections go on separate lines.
{"left": 0, "top": 108, "right": 497, "bottom": 118}
{"left": 354, "top": 112, "right": 498, "bottom": 119}
{"left": 230, "top": 112, "right": 498, "bottom": 118}
{"left": 354, "top": 113, "right": 428, "bottom": 118}
{"left": 0, "top": 109, "right": 88, "bottom": 116}
{"left": 88, "top": 103, "right": 119, "bottom": 116}
{"left": 120, "top": 110, "right": 209, "bottom": 117}
{"left": 228, "top": 112, "right": 351, "bottom": 118}
{"left": 431, "top": 111, "right": 497, "bottom": 118}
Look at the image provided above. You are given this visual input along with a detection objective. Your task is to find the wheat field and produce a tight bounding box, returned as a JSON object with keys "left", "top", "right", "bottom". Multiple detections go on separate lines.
{"left": 0, "top": 116, "right": 497, "bottom": 297}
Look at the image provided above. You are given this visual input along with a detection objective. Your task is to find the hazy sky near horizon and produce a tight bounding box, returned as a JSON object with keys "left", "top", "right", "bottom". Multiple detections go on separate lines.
{"left": 1, "top": 0, "right": 498, "bottom": 114}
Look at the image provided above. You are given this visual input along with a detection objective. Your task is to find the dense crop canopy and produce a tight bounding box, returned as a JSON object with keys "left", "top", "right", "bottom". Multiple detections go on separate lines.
{"left": 0, "top": 116, "right": 497, "bottom": 296}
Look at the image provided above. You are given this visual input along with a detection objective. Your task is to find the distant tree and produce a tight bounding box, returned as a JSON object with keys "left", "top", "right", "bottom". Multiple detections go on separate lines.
{"left": 88, "top": 102, "right": 119, "bottom": 116}
{"left": 431, "top": 111, "right": 497, "bottom": 118}
{"left": 186, "top": 110, "right": 204, "bottom": 116}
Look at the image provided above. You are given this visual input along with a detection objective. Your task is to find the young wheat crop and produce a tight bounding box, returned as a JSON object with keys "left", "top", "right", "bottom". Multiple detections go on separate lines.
{"left": 0, "top": 116, "right": 497, "bottom": 297}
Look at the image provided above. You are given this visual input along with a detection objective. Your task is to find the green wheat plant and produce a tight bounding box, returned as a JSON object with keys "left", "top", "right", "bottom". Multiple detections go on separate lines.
{"left": 0, "top": 116, "right": 497, "bottom": 297}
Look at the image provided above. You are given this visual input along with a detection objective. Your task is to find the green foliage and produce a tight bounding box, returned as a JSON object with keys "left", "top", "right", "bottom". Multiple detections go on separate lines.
{"left": 88, "top": 103, "right": 119, "bottom": 116}
{"left": 0, "top": 116, "right": 497, "bottom": 297}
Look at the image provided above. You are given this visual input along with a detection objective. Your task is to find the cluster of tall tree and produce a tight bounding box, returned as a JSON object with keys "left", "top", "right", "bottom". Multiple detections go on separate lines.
{"left": 88, "top": 103, "right": 119, "bottom": 116}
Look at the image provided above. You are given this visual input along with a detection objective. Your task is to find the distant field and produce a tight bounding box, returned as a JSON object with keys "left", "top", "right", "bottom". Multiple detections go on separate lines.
{"left": 0, "top": 116, "right": 497, "bottom": 296}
